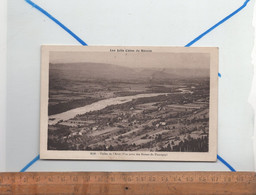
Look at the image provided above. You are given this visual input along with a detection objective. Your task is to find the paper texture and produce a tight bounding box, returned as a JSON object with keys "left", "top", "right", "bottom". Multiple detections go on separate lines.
{"left": 40, "top": 45, "right": 218, "bottom": 161}
{"left": 5, "top": 0, "right": 255, "bottom": 171}
{"left": 249, "top": 2, "right": 256, "bottom": 171}
{"left": 0, "top": 0, "right": 7, "bottom": 172}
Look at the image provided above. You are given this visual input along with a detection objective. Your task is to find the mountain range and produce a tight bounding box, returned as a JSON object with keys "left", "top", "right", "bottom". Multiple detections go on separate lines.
{"left": 49, "top": 62, "right": 209, "bottom": 81}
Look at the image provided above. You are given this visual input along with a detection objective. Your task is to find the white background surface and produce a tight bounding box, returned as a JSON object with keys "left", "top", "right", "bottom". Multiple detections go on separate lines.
{"left": 249, "top": 1, "right": 256, "bottom": 171}
{"left": 2, "top": 0, "right": 255, "bottom": 171}
{"left": 0, "top": 0, "right": 7, "bottom": 172}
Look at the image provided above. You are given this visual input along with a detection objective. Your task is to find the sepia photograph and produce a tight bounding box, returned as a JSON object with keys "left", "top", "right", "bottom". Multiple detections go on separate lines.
{"left": 40, "top": 46, "right": 218, "bottom": 161}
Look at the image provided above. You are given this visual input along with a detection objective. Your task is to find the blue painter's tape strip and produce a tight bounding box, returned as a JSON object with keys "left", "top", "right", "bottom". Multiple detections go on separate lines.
{"left": 217, "top": 154, "right": 236, "bottom": 172}
{"left": 20, "top": 155, "right": 40, "bottom": 172}
{"left": 185, "top": 0, "right": 250, "bottom": 47}
{"left": 25, "top": 0, "right": 87, "bottom": 46}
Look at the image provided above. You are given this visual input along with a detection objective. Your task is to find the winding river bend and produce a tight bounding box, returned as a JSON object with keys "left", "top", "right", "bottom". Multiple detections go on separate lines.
{"left": 49, "top": 93, "right": 170, "bottom": 125}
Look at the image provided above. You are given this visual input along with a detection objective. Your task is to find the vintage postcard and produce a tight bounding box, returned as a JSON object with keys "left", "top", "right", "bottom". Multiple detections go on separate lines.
{"left": 40, "top": 46, "right": 218, "bottom": 161}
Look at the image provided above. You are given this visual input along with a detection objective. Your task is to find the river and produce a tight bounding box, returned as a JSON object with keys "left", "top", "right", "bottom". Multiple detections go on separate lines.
{"left": 48, "top": 93, "right": 170, "bottom": 125}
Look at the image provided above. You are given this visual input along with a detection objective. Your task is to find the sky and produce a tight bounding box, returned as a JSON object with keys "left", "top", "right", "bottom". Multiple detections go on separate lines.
{"left": 50, "top": 49, "right": 211, "bottom": 69}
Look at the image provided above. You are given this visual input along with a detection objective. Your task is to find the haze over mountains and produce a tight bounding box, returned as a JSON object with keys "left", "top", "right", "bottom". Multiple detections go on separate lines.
{"left": 50, "top": 62, "right": 209, "bottom": 81}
